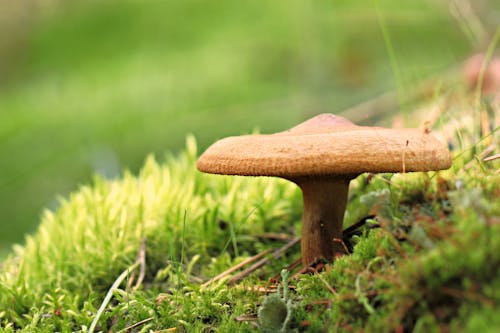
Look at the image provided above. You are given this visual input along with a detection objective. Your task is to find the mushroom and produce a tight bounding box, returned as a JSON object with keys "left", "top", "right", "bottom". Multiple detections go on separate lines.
{"left": 197, "top": 114, "right": 451, "bottom": 266}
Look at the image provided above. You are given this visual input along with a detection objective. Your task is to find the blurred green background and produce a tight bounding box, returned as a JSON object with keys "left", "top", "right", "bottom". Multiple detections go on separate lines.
{"left": 0, "top": 0, "right": 497, "bottom": 253}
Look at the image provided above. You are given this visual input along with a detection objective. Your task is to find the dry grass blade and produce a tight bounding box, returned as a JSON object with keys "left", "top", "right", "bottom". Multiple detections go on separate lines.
{"left": 233, "top": 284, "right": 296, "bottom": 294}
{"left": 480, "top": 144, "right": 496, "bottom": 158}
{"left": 484, "top": 153, "right": 500, "bottom": 162}
{"left": 234, "top": 314, "right": 258, "bottom": 322}
{"left": 89, "top": 261, "right": 140, "bottom": 333}
{"left": 201, "top": 248, "right": 272, "bottom": 287}
{"left": 307, "top": 266, "right": 337, "bottom": 296}
{"left": 256, "top": 233, "right": 296, "bottom": 241}
{"left": 116, "top": 317, "right": 154, "bottom": 333}
{"left": 270, "top": 258, "right": 302, "bottom": 283}
{"left": 228, "top": 237, "right": 300, "bottom": 286}
{"left": 333, "top": 238, "right": 351, "bottom": 255}
{"left": 441, "top": 286, "right": 495, "bottom": 306}
{"left": 127, "top": 238, "right": 147, "bottom": 291}
{"left": 463, "top": 143, "right": 496, "bottom": 170}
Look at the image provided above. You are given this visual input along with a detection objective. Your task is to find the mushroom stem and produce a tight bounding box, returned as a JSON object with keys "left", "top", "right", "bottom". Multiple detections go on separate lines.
{"left": 294, "top": 176, "right": 352, "bottom": 266}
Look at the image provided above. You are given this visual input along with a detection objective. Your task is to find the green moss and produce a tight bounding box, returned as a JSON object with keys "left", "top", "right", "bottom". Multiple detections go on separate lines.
{"left": 0, "top": 136, "right": 302, "bottom": 331}
{"left": 1, "top": 125, "right": 499, "bottom": 331}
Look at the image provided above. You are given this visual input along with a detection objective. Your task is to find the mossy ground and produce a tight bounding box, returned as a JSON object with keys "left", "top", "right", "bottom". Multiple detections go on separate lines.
{"left": 0, "top": 100, "right": 499, "bottom": 332}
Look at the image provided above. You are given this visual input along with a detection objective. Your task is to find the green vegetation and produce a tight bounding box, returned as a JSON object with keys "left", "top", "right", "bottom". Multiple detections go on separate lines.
{"left": 1, "top": 1, "right": 499, "bottom": 331}
{"left": 1, "top": 98, "right": 499, "bottom": 330}
{"left": 0, "top": 0, "right": 479, "bottom": 249}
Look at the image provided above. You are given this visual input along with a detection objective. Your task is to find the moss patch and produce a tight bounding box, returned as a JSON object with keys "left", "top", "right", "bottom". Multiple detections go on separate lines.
{"left": 1, "top": 118, "right": 499, "bottom": 332}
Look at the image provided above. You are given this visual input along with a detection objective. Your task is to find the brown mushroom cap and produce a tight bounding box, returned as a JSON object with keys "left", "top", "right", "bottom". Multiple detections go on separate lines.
{"left": 197, "top": 113, "right": 452, "bottom": 178}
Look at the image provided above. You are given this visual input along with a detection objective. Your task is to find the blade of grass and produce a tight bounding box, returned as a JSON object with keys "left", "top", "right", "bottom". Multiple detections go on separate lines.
{"left": 88, "top": 261, "right": 140, "bottom": 333}
{"left": 220, "top": 204, "right": 260, "bottom": 257}
{"left": 374, "top": 0, "right": 406, "bottom": 121}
